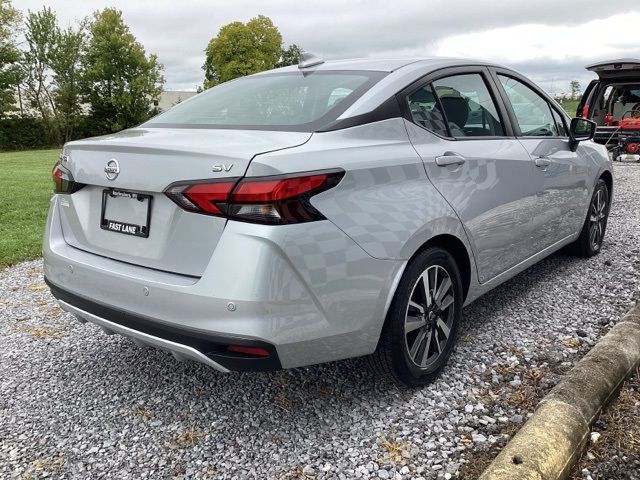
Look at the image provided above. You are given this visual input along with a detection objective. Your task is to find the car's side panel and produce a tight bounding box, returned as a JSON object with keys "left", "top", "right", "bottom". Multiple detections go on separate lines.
{"left": 247, "top": 118, "right": 473, "bottom": 262}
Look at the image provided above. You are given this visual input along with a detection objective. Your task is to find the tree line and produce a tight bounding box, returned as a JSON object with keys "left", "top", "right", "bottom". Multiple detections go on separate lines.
{"left": 0, "top": 0, "right": 301, "bottom": 150}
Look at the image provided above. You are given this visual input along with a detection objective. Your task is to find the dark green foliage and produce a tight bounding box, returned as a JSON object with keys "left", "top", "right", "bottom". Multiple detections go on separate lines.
{"left": 83, "top": 8, "right": 163, "bottom": 133}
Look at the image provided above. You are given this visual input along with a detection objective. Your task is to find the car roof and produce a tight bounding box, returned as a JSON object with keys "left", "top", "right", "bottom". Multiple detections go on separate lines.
{"left": 266, "top": 56, "right": 507, "bottom": 73}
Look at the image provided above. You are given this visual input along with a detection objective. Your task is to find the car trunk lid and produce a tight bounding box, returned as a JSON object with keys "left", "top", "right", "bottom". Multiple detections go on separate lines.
{"left": 58, "top": 127, "right": 311, "bottom": 277}
{"left": 585, "top": 58, "right": 640, "bottom": 79}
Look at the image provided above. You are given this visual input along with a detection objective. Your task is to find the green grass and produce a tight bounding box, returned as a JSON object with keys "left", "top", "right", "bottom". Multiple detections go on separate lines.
{"left": 0, "top": 149, "right": 59, "bottom": 268}
{"left": 560, "top": 99, "right": 580, "bottom": 117}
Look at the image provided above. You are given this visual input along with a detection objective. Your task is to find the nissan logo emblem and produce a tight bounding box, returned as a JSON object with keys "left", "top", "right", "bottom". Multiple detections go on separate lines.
{"left": 104, "top": 159, "right": 120, "bottom": 180}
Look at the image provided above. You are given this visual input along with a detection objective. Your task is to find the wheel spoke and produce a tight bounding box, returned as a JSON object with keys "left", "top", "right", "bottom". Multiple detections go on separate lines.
{"left": 434, "top": 332, "right": 442, "bottom": 354}
{"left": 431, "top": 267, "right": 438, "bottom": 301}
{"left": 408, "top": 300, "right": 425, "bottom": 315}
{"left": 439, "top": 294, "right": 454, "bottom": 312}
{"left": 420, "top": 273, "right": 432, "bottom": 308}
{"left": 589, "top": 225, "right": 597, "bottom": 245}
{"left": 436, "top": 318, "right": 450, "bottom": 339}
{"left": 405, "top": 316, "right": 426, "bottom": 334}
{"left": 435, "top": 277, "right": 452, "bottom": 305}
{"left": 409, "top": 328, "right": 428, "bottom": 359}
{"left": 419, "top": 329, "right": 433, "bottom": 366}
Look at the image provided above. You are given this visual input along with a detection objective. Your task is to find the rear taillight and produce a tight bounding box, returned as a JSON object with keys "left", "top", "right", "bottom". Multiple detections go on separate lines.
{"left": 580, "top": 104, "right": 590, "bottom": 118}
{"left": 52, "top": 162, "right": 84, "bottom": 194}
{"left": 164, "top": 169, "right": 344, "bottom": 225}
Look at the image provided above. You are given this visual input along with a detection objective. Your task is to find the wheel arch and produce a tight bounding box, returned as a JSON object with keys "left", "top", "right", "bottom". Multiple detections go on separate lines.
{"left": 599, "top": 169, "right": 613, "bottom": 196}
{"left": 409, "top": 233, "right": 472, "bottom": 302}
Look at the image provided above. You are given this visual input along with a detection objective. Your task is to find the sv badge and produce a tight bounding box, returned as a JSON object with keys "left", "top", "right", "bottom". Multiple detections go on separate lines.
{"left": 212, "top": 164, "right": 233, "bottom": 173}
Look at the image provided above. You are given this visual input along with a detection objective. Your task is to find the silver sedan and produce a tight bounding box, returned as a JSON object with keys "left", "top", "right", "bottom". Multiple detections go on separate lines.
{"left": 44, "top": 55, "right": 612, "bottom": 386}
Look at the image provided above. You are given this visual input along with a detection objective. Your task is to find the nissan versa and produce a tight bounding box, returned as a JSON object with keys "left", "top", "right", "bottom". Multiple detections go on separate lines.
{"left": 44, "top": 56, "right": 612, "bottom": 386}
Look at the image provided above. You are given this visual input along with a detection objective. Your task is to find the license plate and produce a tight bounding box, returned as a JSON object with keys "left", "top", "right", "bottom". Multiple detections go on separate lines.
{"left": 100, "top": 189, "right": 152, "bottom": 238}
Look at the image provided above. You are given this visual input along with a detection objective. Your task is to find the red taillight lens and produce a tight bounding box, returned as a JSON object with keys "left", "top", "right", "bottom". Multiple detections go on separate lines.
{"left": 626, "top": 142, "right": 639, "bottom": 154}
{"left": 580, "top": 104, "right": 590, "bottom": 118}
{"left": 52, "top": 162, "right": 83, "bottom": 194}
{"left": 231, "top": 174, "right": 329, "bottom": 202}
{"left": 182, "top": 178, "right": 238, "bottom": 215}
{"left": 164, "top": 169, "right": 344, "bottom": 224}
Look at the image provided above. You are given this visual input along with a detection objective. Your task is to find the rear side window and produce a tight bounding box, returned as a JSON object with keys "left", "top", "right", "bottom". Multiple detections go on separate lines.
{"left": 406, "top": 84, "right": 450, "bottom": 137}
{"left": 432, "top": 74, "right": 505, "bottom": 137}
{"left": 498, "top": 75, "right": 559, "bottom": 137}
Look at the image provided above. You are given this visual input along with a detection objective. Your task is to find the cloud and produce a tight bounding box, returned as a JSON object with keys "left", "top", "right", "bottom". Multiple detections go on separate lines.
{"left": 15, "top": 0, "right": 640, "bottom": 91}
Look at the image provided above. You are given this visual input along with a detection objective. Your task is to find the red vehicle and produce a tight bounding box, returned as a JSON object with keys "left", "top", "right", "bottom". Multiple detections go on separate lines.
{"left": 577, "top": 58, "right": 640, "bottom": 161}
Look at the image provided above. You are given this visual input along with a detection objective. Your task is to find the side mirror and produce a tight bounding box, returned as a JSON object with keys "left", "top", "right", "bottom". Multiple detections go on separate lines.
{"left": 569, "top": 117, "right": 596, "bottom": 151}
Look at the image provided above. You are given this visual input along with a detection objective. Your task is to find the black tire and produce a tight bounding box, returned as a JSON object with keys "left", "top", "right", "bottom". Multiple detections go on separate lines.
{"left": 369, "top": 247, "right": 463, "bottom": 387}
{"left": 569, "top": 179, "right": 610, "bottom": 257}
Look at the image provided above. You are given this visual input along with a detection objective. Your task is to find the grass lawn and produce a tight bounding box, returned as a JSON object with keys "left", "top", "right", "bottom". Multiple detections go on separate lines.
{"left": 560, "top": 99, "right": 581, "bottom": 117}
{"left": 0, "top": 149, "right": 59, "bottom": 268}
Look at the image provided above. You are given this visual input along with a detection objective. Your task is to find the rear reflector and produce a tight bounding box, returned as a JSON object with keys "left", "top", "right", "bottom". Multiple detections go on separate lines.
{"left": 226, "top": 344, "right": 270, "bottom": 357}
{"left": 164, "top": 169, "right": 344, "bottom": 224}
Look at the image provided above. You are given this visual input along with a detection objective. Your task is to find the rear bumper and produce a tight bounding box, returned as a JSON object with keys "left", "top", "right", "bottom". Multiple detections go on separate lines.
{"left": 43, "top": 195, "right": 404, "bottom": 370}
{"left": 47, "top": 279, "right": 280, "bottom": 371}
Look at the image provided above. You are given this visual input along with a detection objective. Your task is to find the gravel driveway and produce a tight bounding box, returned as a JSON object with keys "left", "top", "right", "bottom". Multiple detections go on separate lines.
{"left": 2, "top": 164, "right": 639, "bottom": 480}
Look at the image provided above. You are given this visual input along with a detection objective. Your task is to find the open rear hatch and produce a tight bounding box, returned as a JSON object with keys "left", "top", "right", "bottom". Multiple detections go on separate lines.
{"left": 58, "top": 127, "right": 311, "bottom": 277}
{"left": 586, "top": 58, "right": 640, "bottom": 79}
{"left": 579, "top": 59, "right": 640, "bottom": 144}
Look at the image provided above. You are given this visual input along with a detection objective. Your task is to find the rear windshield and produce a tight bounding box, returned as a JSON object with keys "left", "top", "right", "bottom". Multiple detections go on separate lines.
{"left": 144, "top": 71, "right": 386, "bottom": 132}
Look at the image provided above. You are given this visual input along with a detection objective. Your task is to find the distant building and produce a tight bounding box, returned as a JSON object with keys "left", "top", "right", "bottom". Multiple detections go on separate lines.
{"left": 156, "top": 90, "right": 198, "bottom": 112}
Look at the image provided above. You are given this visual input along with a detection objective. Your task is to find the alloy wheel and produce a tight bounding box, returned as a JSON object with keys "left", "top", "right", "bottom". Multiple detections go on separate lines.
{"left": 589, "top": 189, "right": 607, "bottom": 251}
{"left": 404, "top": 265, "right": 455, "bottom": 368}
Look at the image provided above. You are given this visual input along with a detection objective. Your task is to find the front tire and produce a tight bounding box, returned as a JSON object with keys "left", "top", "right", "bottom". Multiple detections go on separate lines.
{"left": 369, "top": 247, "right": 463, "bottom": 387}
{"left": 569, "top": 179, "right": 610, "bottom": 257}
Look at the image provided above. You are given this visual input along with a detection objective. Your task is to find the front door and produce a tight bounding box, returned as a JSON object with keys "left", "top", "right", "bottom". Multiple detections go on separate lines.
{"left": 494, "top": 72, "right": 590, "bottom": 245}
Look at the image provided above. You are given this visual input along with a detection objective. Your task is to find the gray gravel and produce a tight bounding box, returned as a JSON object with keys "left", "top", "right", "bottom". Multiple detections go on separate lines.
{"left": 1, "top": 164, "right": 639, "bottom": 480}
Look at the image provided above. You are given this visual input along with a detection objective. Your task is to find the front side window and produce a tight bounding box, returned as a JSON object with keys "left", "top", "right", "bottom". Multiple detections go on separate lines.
{"left": 145, "top": 71, "right": 385, "bottom": 131}
{"left": 551, "top": 109, "right": 568, "bottom": 137}
{"left": 498, "top": 75, "right": 559, "bottom": 136}
{"left": 431, "top": 74, "right": 505, "bottom": 137}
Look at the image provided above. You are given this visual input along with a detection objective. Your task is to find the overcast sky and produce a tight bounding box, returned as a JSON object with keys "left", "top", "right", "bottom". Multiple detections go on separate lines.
{"left": 13, "top": 0, "right": 640, "bottom": 92}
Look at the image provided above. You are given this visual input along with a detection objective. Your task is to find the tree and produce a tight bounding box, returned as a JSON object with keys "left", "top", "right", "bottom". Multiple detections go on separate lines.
{"left": 83, "top": 8, "right": 163, "bottom": 133}
{"left": 0, "top": 0, "right": 21, "bottom": 117}
{"left": 20, "top": 7, "right": 58, "bottom": 122}
{"left": 20, "top": 7, "right": 86, "bottom": 142}
{"left": 276, "top": 43, "right": 302, "bottom": 68}
{"left": 570, "top": 80, "right": 581, "bottom": 99}
{"left": 49, "top": 23, "right": 86, "bottom": 141}
{"left": 203, "top": 15, "right": 282, "bottom": 88}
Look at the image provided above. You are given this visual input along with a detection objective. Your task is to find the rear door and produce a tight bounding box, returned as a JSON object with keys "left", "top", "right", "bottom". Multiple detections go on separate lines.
{"left": 491, "top": 70, "right": 589, "bottom": 245}
{"left": 401, "top": 67, "right": 541, "bottom": 283}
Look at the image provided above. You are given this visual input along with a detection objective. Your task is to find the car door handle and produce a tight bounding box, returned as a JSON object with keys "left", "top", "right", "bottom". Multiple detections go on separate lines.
{"left": 534, "top": 157, "right": 551, "bottom": 168}
{"left": 435, "top": 153, "right": 466, "bottom": 167}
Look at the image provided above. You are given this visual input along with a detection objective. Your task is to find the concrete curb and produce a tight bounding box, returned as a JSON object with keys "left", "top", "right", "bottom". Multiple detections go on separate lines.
{"left": 478, "top": 306, "right": 640, "bottom": 480}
